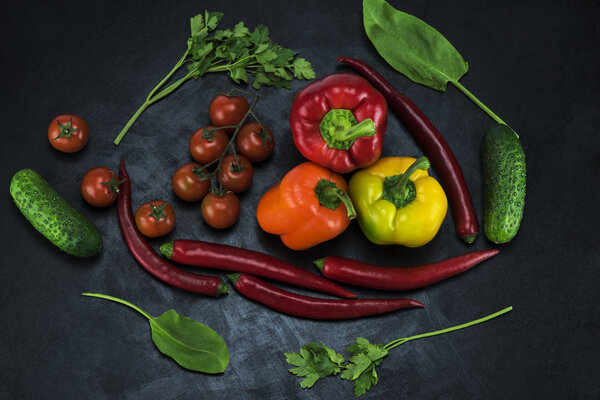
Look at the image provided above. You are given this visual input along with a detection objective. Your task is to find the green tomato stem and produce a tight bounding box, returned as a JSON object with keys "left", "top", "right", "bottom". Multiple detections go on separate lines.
{"left": 384, "top": 306, "right": 513, "bottom": 351}
{"left": 82, "top": 292, "right": 153, "bottom": 320}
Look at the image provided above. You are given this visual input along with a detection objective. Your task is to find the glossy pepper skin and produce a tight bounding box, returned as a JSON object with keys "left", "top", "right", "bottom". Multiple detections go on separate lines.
{"left": 257, "top": 162, "right": 356, "bottom": 250}
{"left": 289, "top": 73, "right": 388, "bottom": 174}
{"left": 349, "top": 157, "right": 447, "bottom": 247}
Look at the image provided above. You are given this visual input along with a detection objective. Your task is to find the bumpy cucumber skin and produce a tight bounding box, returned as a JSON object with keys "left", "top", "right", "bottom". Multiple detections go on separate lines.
{"left": 10, "top": 169, "right": 102, "bottom": 257}
{"left": 482, "top": 125, "right": 526, "bottom": 244}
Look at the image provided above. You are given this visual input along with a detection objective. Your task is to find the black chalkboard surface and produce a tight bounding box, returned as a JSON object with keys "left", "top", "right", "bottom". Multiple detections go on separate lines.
{"left": 1, "top": 1, "right": 598, "bottom": 399}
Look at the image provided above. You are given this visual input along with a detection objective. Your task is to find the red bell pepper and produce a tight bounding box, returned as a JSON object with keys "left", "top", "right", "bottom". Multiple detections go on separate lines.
{"left": 289, "top": 73, "right": 388, "bottom": 174}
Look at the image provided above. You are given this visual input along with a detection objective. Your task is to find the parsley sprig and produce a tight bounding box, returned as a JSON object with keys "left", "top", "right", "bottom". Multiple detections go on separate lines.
{"left": 114, "top": 11, "right": 315, "bottom": 145}
{"left": 285, "top": 306, "right": 512, "bottom": 397}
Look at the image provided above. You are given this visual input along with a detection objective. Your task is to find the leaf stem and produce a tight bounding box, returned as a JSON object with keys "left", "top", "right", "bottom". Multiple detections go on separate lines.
{"left": 82, "top": 292, "right": 153, "bottom": 320}
{"left": 449, "top": 80, "right": 509, "bottom": 127}
{"left": 146, "top": 50, "right": 190, "bottom": 102}
{"left": 384, "top": 306, "right": 512, "bottom": 351}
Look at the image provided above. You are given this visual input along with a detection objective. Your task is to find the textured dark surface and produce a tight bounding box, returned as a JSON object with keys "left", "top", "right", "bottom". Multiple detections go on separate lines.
{"left": 1, "top": 0, "right": 599, "bottom": 399}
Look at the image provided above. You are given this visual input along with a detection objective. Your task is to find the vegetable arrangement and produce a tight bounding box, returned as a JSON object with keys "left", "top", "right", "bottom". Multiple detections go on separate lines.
{"left": 9, "top": 3, "right": 527, "bottom": 398}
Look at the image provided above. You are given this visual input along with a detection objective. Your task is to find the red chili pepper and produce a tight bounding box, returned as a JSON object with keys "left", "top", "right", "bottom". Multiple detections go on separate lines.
{"left": 338, "top": 57, "right": 479, "bottom": 244}
{"left": 160, "top": 239, "right": 357, "bottom": 299}
{"left": 227, "top": 273, "right": 424, "bottom": 320}
{"left": 289, "top": 73, "right": 388, "bottom": 174}
{"left": 314, "top": 249, "right": 499, "bottom": 291}
{"left": 117, "top": 159, "right": 227, "bottom": 297}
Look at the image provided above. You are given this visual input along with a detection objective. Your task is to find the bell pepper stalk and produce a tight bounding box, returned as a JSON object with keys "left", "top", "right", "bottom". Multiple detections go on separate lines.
{"left": 290, "top": 73, "right": 388, "bottom": 174}
{"left": 349, "top": 156, "right": 448, "bottom": 247}
{"left": 257, "top": 162, "right": 356, "bottom": 250}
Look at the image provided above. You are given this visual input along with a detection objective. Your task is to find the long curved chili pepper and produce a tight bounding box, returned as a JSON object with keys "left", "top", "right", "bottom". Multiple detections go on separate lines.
{"left": 160, "top": 239, "right": 357, "bottom": 299}
{"left": 227, "top": 273, "right": 424, "bottom": 320}
{"left": 338, "top": 56, "right": 479, "bottom": 244}
{"left": 314, "top": 249, "right": 499, "bottom": 291}
{"left": 117, "top": 159, "right": 227, "bottom": 297}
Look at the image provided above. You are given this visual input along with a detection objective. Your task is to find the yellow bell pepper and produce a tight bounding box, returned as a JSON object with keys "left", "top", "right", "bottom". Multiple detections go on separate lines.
{"left": 348, "top": 156, "right": 447, "bottom": 247}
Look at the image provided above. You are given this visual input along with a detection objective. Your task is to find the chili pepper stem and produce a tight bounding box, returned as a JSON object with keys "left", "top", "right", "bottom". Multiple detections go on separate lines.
{"left": 216, "top": 282, "right": 229, "bottom": 296}
{"left": 160, "top": 241, "right": 174, "bottom": 259}
{"left": 313, "top": 258, "right": 326, "bottom": 272}
{"left": 384, "top": 306, "right": 513, "bottom": 351}
{"left": 227, "top": 273, "right": 241, "bottom": 285}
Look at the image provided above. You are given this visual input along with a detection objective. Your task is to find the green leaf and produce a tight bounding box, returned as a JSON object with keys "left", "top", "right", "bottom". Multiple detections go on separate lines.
{"left": 229, "top": 67, "right": 248, "bottom": 84}
{"left": 249, "top": 24, "right": 270, "bottom": 46}
{"left": 232, "top": 21, "right": 250, "bottom": 37}
{"left": 190, "top": 14, "right": 205, "bottom": 36}
{"left": 255, "top": 49, "right": 278, "bottom": 65}
{"left": 150, "top": 310, "right": 229, "bottom": 373}
{"left": 270, "top": 45, "right": 297, "bottom": 67}
{"left": 213, "top": 29, "right": 232, "bottom": 40}
{"left": 82, "top": 293, "right": 229, "bottom": 374}
{"left": 363, "top": 0, "right": 468, "bottom": 91}
{"left": 284, "top": 343, "right": 346, "bottom": 389}
{"left": 205, "top": 11, "right": 223, "bottom": 31}
{"left": 292, "top": 57, "right": 316, "bottom": 80}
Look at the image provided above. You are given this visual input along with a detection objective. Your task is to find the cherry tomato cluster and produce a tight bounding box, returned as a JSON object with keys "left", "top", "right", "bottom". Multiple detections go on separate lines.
{"left": 172, "top": 92, "right": 274, "bottom": 229}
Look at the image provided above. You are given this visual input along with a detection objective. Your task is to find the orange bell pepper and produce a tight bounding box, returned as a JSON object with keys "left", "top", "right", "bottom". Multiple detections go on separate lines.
{"left": 256, "top": 162, "right": 356, "bottom": 250}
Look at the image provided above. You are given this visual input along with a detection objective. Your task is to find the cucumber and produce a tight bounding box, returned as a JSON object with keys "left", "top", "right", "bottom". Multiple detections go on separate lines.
{"left": 481, "top": 124, "right": 526, "bottom": 244}
{"left": 10, "top": 169, "right": 102, "bottom": 257}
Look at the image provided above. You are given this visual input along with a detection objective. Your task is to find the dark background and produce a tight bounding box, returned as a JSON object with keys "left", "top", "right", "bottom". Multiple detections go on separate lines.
{"left": 1, "top": 0, "right": 598, "bottom": 399}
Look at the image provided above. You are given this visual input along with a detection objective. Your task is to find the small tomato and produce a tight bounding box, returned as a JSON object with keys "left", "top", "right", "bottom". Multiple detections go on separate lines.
{"left": 201, "top": 191, "right": 240, "bottom": 229}
{"left": 48, "top": 114, "right": 89, "bottom": 153}
{"left": 135, "top": 200, "right": 176, "bottom": 238}
{"left": 236, "top": 122, "right": 275, "bottom": 162}
{"left": 81, "top": 167, "right": 120, "bottom": 207}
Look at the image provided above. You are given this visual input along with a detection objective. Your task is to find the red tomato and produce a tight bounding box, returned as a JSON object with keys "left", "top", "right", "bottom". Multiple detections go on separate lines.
{"left": 209, "top": 94, "right": 249, "bottom": 132}
{"left": 172, "top": 163, "right": 210, "bottom": 202}
{"left": 216, "top": 154, "right": 253, "bottom": 193}
{"left": 48, "top": 114, "right": 89, "bottom": 153}
{"left": 236, "top": 122, "right": 275, "bottom": 162}
{"left": 201, "top": 192, "right": 240, "bottom": 229}
{"left": 80, "top": 167, "right": 119, "bottom": 207}
{"left": 189, "top": 126, "right": 229, "bottom": 164}
{"left": 135, "top": 200, "right": 176, "bottom": 238}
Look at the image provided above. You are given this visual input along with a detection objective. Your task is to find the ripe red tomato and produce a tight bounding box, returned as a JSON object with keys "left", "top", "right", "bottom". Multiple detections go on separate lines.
{"left": 236, "top": 122, "right": 275, "bottom": 162}
{"left": 189, "top": 126, "right": 228, "bottom": 164}
{"left": 48, "top": 114, "right": 89, "bottom": 153}
{"left": 80, "top": 167, "right": 120, "bottom": 207}
{"left": 217, "top": 154, "right": 253, "bottom": 193}
{"left": 135, "top": 200, "right": 176, "bottom": 238}
{"left": 201, "top": 191, "right": 240, "bottom": 229}
{"left": 209, "top": 94, "right": 249, "bottom": 132}
{"left": 172, "top": 163, "right": 210, "bottom": 202}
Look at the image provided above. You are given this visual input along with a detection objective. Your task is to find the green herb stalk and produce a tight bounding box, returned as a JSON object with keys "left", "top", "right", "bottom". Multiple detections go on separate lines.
{"left": 285, "top": 306, "right": 512, "bottom": 397}
{"left": 114, "top": 11, "right": 315, "bottom": 145}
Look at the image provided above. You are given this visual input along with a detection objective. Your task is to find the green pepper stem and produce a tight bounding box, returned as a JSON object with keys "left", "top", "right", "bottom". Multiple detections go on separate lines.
{"left": 332, "top": 118, "right": 375, "bottom": 142}
{"left": 319, "top": 109, "right": 376, "bottom": 150}
{"left": 315, "top": 179, "right": 357, "bottom": 220}
{"left": 383, "top": 157, "right": 430, "bottom": 208}
{"left": 384, "top": 306, "right": 513, "bottom": 351}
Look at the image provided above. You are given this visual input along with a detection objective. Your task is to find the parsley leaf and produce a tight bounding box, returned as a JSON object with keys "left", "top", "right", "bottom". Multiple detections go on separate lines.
{"left": 114, "top": 10, "right": 315, "bottom": 145}
{"left": 284, "top": 343, "right": 345, "bottom": 389}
